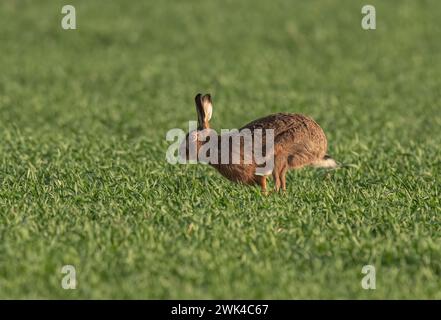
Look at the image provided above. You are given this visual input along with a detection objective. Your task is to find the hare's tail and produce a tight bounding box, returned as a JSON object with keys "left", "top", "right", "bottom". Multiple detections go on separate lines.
{"left": 312, "top": 155, "right": 339, "bottom": 169}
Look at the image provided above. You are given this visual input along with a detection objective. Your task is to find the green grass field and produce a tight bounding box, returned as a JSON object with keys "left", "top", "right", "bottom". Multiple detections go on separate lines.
{"left": 0, "top": 0, "right": 440, "bottom": 299}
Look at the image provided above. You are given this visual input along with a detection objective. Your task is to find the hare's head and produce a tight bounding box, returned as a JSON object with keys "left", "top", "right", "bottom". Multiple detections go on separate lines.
{"left": 179, "top": 93, "right": 215, "bottom": 162}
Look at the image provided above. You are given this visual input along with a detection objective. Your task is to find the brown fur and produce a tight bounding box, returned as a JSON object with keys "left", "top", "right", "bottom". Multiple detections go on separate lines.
{"left": 185, "top": 94, "right": 333, "bottom": 193}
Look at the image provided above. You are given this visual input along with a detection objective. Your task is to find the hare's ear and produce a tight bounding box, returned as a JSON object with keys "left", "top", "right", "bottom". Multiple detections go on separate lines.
{"left": 194, "top": 93, "right": 213, "bottom": 129}
{"left": 201, "top": 94, "right": 213, "bottom": 123}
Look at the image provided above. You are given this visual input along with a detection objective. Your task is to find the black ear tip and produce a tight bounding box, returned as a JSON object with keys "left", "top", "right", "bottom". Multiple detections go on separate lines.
{"left": 202, "top": 93, "right": 212, "bottom": 102}
{"left": 195, "top": 93, "right": 202, "bottom": 100}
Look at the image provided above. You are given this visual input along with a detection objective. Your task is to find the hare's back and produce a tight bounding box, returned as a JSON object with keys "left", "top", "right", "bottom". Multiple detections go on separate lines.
{"left": 241, "top": 113, "right": 323, "bottom": 138}
{"left": 242, "top": 113, "right": 328, "bottom": 158}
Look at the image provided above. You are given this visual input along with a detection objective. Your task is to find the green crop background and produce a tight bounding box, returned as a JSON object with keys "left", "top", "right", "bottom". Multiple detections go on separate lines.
{"left": 0, "top": 0, "right": 440, "bottom": 298}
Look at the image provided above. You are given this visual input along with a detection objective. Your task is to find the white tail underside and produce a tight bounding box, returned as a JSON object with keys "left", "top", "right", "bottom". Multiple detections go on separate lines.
{"left": 312, "top": 157, "right": 338, "bottom": 169}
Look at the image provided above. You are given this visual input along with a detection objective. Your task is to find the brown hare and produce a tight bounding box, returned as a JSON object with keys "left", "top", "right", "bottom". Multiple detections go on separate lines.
{"left": 180, "top": 93, "right": 337, "bottom": 193}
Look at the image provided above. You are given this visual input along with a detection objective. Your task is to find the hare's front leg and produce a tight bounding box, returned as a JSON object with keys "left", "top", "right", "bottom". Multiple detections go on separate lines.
{"left": 272, "top": 155, "right": 288, "bottom": 192}
{"left": 272, "top": 170, "right": 281, "bottom": 192}
{"left": 258, "top": 175, "right": 268, "bottom": 194}
{"left": 280, "top": 165, "right": 288, "bottom": 192}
